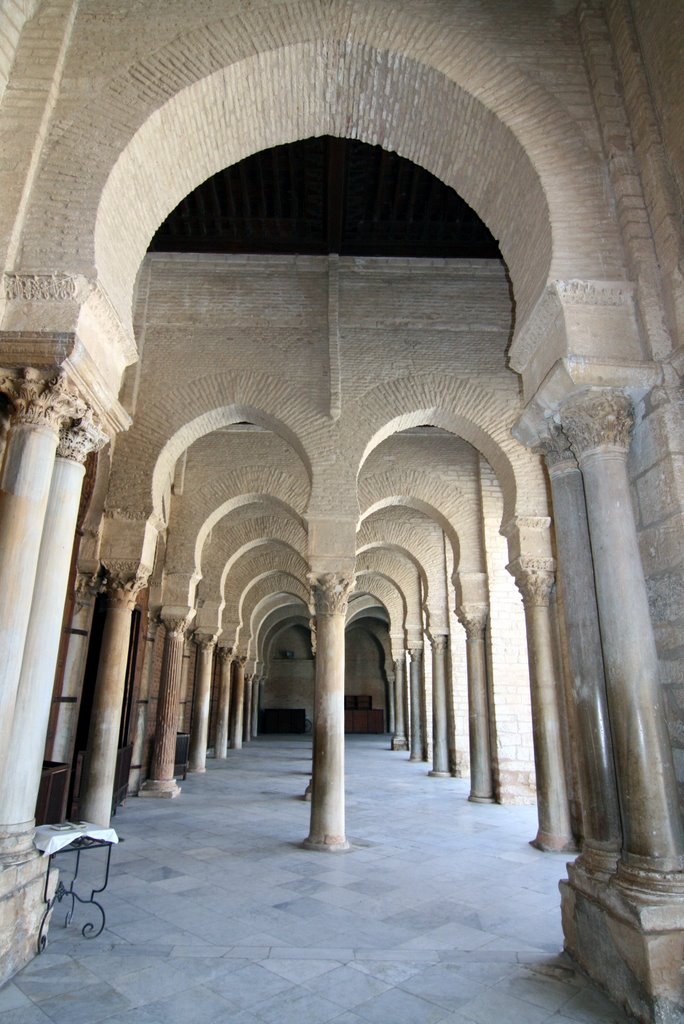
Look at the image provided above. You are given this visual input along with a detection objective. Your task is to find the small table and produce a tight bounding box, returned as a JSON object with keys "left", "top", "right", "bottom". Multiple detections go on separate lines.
{"left": 34, "top": 821, "right": 118, "bottom": 952}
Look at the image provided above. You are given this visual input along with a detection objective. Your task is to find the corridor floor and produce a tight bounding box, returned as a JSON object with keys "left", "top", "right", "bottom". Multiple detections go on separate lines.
{"left": 2, "top": 735, "right": 633, "bottom": 1024}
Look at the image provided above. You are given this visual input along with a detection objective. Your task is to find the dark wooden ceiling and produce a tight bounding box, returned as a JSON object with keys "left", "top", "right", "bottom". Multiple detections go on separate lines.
{"left": 149, "top": 136, "right": 500, "bottom": 259}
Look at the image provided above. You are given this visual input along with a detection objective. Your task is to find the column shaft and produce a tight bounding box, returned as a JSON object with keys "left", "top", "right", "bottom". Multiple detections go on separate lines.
{"left": 0, "top": 455, "right": 85, "bottom": 858}
{"left": 429, "top": 636, "right": 450, "bottom": 777}
{"left": 305, "top": 572, "right": 353, "bottom": 851}
{"left": 243, "top": 675, "right": 253, "bottom": 743}
{"left": 141, "top": 615, "right": 190, "bottom": 799}
{"left": 408, "top": 650, "right": 422, "bottom": 761}
{"left": 188, "top": 635, "right": 216, "bottom": 773}
{"left": 49, "top": 577, "right": 98, "bottom": 765}
{"left": 392, "top": 656, "right": 408, "bottom": 751}
{"left": 459, "top": 607, "right": 494, "bottom": 802}
{"left": 230, "top": 659, "right": 246, "bottom": 750}
{"left": 128, "top": 618, "right": 159, "bottom": 794}
{"left": 251, "top": 678, "right": 261, "bottom": 738}
{"left": 214, "top": 647, "right": 233, "bottom": 759}
{"left": 563, "top": 392, "right": 684, "bottom": 878}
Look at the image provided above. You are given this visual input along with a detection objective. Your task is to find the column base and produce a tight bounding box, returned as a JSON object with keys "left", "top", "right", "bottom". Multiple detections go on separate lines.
{"left": 188, "top": 766, "right": 206, "bottom": 774}
{"left": 139, "top": 778, "right": 181, "bottom": 799}
{"left": 530, "top": 829, "right": 578, "bottom": 853}
{"left": 561, "top": 861, "right": 684, "bottom": 1024}
{"left": 0, "top": 851, "right": 55, "bottom": 985}
{"left": 303, "top": 779, "right": 312, "bottom": 802}
{"left": 468, "top": 794, "right": 495, "bottom": 804}
{"left": 302, "top": 836, "right": 350, "bottom": 853}
{"left": 408, "top": 753, "right": 421, "bottom": 762}
{"left": 428, "top": 770, "right": 451, "bottom": 778}
{"left": 0, "top": 821, "right": 36, "bottom": 867}
{"left": 391, "top": 736, "right": 408, "bottom": 751}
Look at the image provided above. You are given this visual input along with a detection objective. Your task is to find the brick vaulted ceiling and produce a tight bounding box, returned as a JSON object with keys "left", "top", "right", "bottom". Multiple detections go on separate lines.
{"left": 149, "top": 135, "right": 500, "bottom": 259}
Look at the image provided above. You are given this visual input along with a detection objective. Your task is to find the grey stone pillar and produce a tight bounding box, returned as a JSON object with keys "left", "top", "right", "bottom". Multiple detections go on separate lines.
{"left": 408, "top": 647, "right": 423, "bottom": 761}
{"left": 391, "top": 655, "right": 408, "bottom": 751}
{"left": 140, "top": 611, "right": 193, "bottom": 799}
{"left": 457, "top": 605, "right": 494, "bottom": 803}
{"left": 304, "top": 572, "right": 354, "bottom": 852}
{"left": 243, "top": 674, "right": 253, "bottom": 744}
{"left": 386, "top": 668, "right": 396, "bottom": 735}
{"left": 0, "top": 371, "right": 84, "bottom": 766}
{"left": 188, "top": 633, "right": 216, "bottom": 773}
{"left": 251, "top": 677, "right": 261, "bottom": 738}
{"left": 540, "top": 426, "right": 622, "bottom": 876}
{"left": 128, "top": 615, "right": 160, "bottom": 794}
{"left": 429, "top": 635, "right": 450, "bottom": 778}
{"left": 230, "top": 656, "right": 246, "bottom": 750}
{"left": 562, "top": 390, "right": 684, "bottom": 884}
{"left": 80, "top": 563, "right": 150, "bottom": 824}
{"left": 510, "top": 558, "right": 575, "bottom": 852}
{"left": 214, "top": 645, "right": 233, "bottom": 758}
{"left": 50, "top": 573, "right": 99, "bottom": 765}
{"left": 177, "top": 639, "right": 193, "bottom": 733}
{"left": 0, "top": 415, "right": 107, "bottom": 860}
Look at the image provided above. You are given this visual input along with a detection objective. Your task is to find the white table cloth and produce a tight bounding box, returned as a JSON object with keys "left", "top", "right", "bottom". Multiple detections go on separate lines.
{"left": 34, "top": 822, "right": 119, "bottom": 856}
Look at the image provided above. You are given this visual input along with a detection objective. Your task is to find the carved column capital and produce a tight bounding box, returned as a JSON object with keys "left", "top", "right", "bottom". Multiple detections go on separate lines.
{"left": 57, "top": 410, "right": 109, "bottom": 463}
{"left": 235, "top": 655, "right": 248, "bottom": 668}
{"left": 307, "top": 571, "right": 355, "bottom": 616}
{"left": 408, "top": 647, "right": 423, "bottom": 664}
{"left": 0, "top": 368, "right": 86, "bottom": 431}
{"left": 160, "top": 612, "right": 194, "bottom": 640}
{"left": 217, "top": 644, "right": 233, "bottom": 665}
{"left": 560, "top": 389, "right": 633, "bottom": 460}
{"left": 308, "top": 617, "right": 317, "bottom": 656}
{"left": 534, "top": 423, "right": 577, "bottom": 472}
{"left": 430, "top": 633, "right": 449, "bottom": 652}
{"left": 103, "top": 561, "right": 151, "bottom": 610}
{"left": 193, "top": 631, "right": 217, "bottom": 653}
{"left": 508, "top": 557, "right": 556, "bottom": 608}
{"left": 456, "top": 604, "right": 489, "bottom": 640}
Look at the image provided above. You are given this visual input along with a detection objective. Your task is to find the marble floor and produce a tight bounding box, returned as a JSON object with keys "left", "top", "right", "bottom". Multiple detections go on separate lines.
{"left": 2, "top": 735, "right": 634, "bottom": 1023}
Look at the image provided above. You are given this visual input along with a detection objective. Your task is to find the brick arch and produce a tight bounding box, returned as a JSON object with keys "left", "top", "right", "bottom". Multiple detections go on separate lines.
{"left": 256, "top": 603, "right": 310, "bottom": 665}
{"left": 195, "top": 496, "right": 307, "bottom": 574}
{"left": 347, "top": 375, "right": 547, "bottom": 526}
{"left": 237, "top": 572, "right": 311, "bottom": 655}
{"left": 18, "top": 5, "right": 619, "bottom": 342}
{"left": 357, "top": 541, "right": 429, "bottom": 605}
{"left": 353, "top": 573, "right": 406, "bottom": 642}
{"left": 355, "top": 549, "right": 422, "bottom": 634}
{"left": 346, "top": 595, "right": 390, "bottom": 630}
{"left": 360, "top": 496, "right": 460, "bottom": 567}
{"left": 198, "top": 508, "right": 308, "bottom": 595}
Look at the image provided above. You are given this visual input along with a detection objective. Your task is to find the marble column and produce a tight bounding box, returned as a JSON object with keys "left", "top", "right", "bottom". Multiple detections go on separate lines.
{"left": 304, "top": 572, "right": 354, "bottom": 851}
{"left": 457, "top": 605, "right": 494, "bottom": 802}
{"left": 562, "top": 390, "right": 684, "bottom": 885}
{"left": 408, "top": 647, "right": 423, "bottom": 761}
{"left": 80, "top": 563, "right": 150, "bottom": 825}
{"left": 429, "top": 635, "right": 450, "bottom": 778}
{"left": 128, "top": 615, "right": 160, "bottom": 794}
{"left": 140, "top": 612, "right": 193, "bottom": 799}
{"left": 251, "top": 677, "right": 261, "bottom": 738}
{"left": 214, "top": 645, "right": 233, "bottom": 759}
{"left": 188, "top": 633, "right": 216, "bottom": 773}
{"left": 511, "top": 559, "right": 575, "bottom": 852}
{"left": 230, "top": 656, "right": 246, "bottom": 750}
{"left": 540, "top": 426, "right": 621, "bottom": 876}
{"left": 391, "top": 655, "right": 408, "bottom": 751}
{"left": 386, "top": 669, "right": 396, "bottom": 735}
{"left": 50, "top": 573, "right": 100, "bottom": 765}
{"left": 243, "top": 674, "right": 253, "bottom": 744}
{"left": 0, "top": 415, "right": 107, "bottom": 860}
{"left": 0, "top": 370, "right": 85, "bottom": 762}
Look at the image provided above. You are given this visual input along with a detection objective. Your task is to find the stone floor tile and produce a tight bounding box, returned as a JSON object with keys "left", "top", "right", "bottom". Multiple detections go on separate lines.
{"left": 250, "top": 986, "right": 343, "bottom": 1023}
{"left": 352, "top": 985, "right": 451, "bottom": 1024}
{"left": 206, "top": 961, "right": 295, "bottom": 1010}
{"left": 260, "top": 957, "right": 340, "bottom": 983}
{"left": 304, "top": 963, "right": 391, "bottom": 1008}
{"left": 0, "top": 1007, "right": 54, "bottom": 1024}
{"left": 33, "top": 980, "right": 132, "bottom": 1024}
{"left": 0, "top": 987, "right": 30, "bottom": 1013}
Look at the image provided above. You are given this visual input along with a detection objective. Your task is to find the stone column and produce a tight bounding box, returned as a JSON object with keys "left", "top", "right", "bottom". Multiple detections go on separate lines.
{"left": 457, "top": 605, "right": 494, "bottom": 803}
{"left": 304, "top": 572, "right": 354, "bottom": 851}
{"left": 386, "top": 669, "right": 396, "bottom": 735}
{"left": 214, "top": 645, "right": 233, "bottom": 759}
{"left": 128, "top": 615, "right": 160, "bottom": 794}
{"left": 178, "top": 639, "right": 193, "bottom": 733}
{"left": 0, "top": 415, "right": 107, "bottom": 860}
{"left": 140, "top": 611, "right": 193, "bottom": 799}
{"left": 188, "top": 633, "right": 216, "bottom": 773}
{"left": 243, "top": 674, "right": 253, "bottom": 744}
{"left": 510, "top": 558, "right": 575, "bottom": 852}
{"left": 391, "top": 655, "right": 408, "bottom": 751}
{"left": 251, "top": 677, "right": 261, "bottom": 738}
{"left": 50, "top": 573, "right": 100, "bottom": 765}
{"left": 79, "top": 563, "right": 150, "bottom": 825}
{"left": 429, "top": 635, "right": 450, "bottom": 778}
{"left": 562, "top": 391, "right": 684, "bottom": 883}
{"left": 230, "top": 656, "right": 246, "bottom": 750}
{"left": 0, "top": 370, "right": 85, "bottom": 762}
{"left": 540, "top": 426, "right": 621, "bottom": 875}
{"left": 408, "top": 647, "right": 423, "bottom": 761}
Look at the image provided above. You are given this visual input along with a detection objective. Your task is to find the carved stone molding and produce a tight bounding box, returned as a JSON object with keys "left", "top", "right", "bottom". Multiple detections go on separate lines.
{"left": 430, "top": 634, "right": 449, "bottom": 652}
{"left": 561, "top": 390, "right": 633, "bottom": 459}
{"left": 308, "top": 617, "right": 317, "bottom": 656}
{"left": 235, "top": 655, "right": 247, "bottom": 668}
{"left": 160, "top": 612, "right": 193, "bottom": 640}
{"left": 0, "top": 368, "right": 86, "bottom": 431}
{"left": 408, "top": 647, "right": 422, "bottom": 664}
{"left": 4, "top": 273, "right": 77, "bottom": 302}
{"left": 307, "top": 571, "right": 354, "bottom": 616}
{"left": 217, "top": 645, "right": 233, "bottom": 665}
{"left": 535, "top": 424, "right": 577, "bottom": 471}
{"left": 456, "top": 604, "right": 489, "bottom": 640}
{"left": 508, "top": 557, "right": 556, "bottom": 608}
{"left": 103, "top": 561, "right": 151, "bottom": 609}
{"left": 193, "top": 632, "right": 217, "bottom": 652}
{"left": 74, "top": 570, "right": 102, "bottom": 610}
{"left": 57, "top": 411, "right": 109, "bottom": 463}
